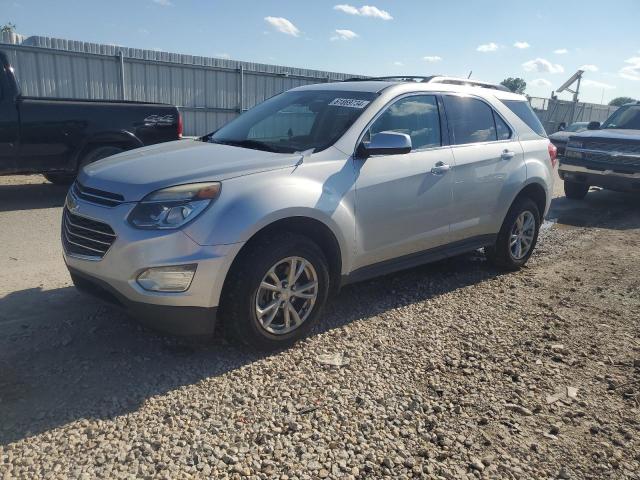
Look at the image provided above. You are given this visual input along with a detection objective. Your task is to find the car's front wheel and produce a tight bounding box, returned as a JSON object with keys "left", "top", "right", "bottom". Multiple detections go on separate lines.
{"left": 221, "top": 232, "right": 330, "bottom": 350}
{"left": 486, "top": 197, "right": 541, "bottom": 270}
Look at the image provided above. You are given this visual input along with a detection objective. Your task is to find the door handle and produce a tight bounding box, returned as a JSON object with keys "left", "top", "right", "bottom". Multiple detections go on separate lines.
{"left": 431, "top": 162, "right": 451, "bottom": 175}
{"left": 501, "top": 149, "right": 515, "bottom": 160}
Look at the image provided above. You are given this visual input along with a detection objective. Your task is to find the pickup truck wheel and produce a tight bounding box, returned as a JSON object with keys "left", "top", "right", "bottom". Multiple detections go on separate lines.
{"left": 44, "top": 146, "right": 123, "bottom": 185}
{"left": 486, "top": 197, "right": 540, "bottom": 271}
{"left": 564, "top": 180, "right": 589, "bottom": 200}
{"left": 43, "top": 172, "right": 76, "bottom": 185}
{"left": 221, "top": 233, "right": 330, "bottom": 350}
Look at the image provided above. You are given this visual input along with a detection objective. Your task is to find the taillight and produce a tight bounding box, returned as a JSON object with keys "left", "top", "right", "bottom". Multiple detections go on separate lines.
{"left": 177, "top": 112, "right": 183, "bottom": 139}
{"left": 548, "top": 142, "right": 558, "bottom": 168}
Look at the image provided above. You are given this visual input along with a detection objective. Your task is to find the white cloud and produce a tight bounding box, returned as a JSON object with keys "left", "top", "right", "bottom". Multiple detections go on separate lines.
{"left": 580, "top": 64, "right": 599, "bottom": 72}
{"left": 331, "top": 29, "right": 359, "bottom": 41}
{"left": 333, "top": 4, "right": 393, "bottom": 20}
{"left": 582, "top": 79, "right": 616, "bottom": 90}
{"left": 214, "top": 53, "right": 231, "bottom": 60}
{"left": 513, "top": 41, "right": 530, "bottom": 49}
{"left": 619, "top": 57, "right": 640, "bottom": 81}
{"left": 553, "top": 48, "right": 568, "bottom": 55}
{"left": 522, "top": 58, "right": 564, "bottom": 74}
{"left": 477, "top": 42, "right": 499, "bottom": 52}
{"left": 423, "top": 55, "right": 442, "bottom": 63}
{"left": 152, "top": 0, "right": 172, "bottom": 5}
{"left": 264, "top": 16, "right": 301, "bottom": 37}
{"left": 393, "top": 61, "right": 404, "bottom": 66}
{"left": 529, "top": 78, "right": 552, "bottom": 87}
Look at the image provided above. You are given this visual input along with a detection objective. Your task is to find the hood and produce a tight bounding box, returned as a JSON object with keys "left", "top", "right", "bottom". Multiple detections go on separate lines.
{"left": 570, "top": 128, "right": 640, "bottom": 141}
{"left": 79, "top": 140, "right": 301, "bottom": 201}
{"left": 549, "top": 131, "right": 572, "bottom": 142}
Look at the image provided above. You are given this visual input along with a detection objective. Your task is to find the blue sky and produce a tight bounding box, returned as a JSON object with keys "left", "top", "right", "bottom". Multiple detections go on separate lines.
{"left": 2, "top": 0, "right": 639, "bottom": 103}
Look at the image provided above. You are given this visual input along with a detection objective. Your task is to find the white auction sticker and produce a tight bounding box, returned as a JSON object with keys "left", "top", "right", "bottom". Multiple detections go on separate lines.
{"left": 329, "top": 98, "right": 371, "bottom": 109}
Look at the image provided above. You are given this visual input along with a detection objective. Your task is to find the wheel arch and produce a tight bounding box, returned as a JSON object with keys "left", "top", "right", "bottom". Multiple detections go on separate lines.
{"left": 222, "top": 215, "right": 345, "bottom": 300}
{"left": 72, "top": 130, "right": 143, "bottom": 170}
{"left": 513, "top": 181, "right": 548, "bottom": 218}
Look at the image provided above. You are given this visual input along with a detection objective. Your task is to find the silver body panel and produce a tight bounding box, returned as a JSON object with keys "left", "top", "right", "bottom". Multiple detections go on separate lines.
{"left": 64, "top": 81, "right": 554, "bottom": 320}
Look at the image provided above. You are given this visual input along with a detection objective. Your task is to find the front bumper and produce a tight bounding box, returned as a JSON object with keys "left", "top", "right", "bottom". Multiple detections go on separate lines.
{"left": 62, "top": 198, "right": 244, "bottom": 335}
{"left": 559, "top": 162, "right": 640, "bottom": 192}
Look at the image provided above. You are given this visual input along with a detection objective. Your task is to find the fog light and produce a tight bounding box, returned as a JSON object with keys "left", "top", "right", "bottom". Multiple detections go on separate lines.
{"left": 137, "top": 264, "right": 197, "bottom": 292}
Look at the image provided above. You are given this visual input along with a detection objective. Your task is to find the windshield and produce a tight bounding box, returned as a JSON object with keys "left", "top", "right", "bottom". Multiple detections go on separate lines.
{"left": 210, "top": 90, "right": 377, "bottom": 153}
{"left": 602, "top": 105, "right": 640, "bottom": 130}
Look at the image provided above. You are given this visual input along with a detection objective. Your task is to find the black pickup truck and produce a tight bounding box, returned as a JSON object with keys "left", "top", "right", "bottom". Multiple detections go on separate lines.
{"left": 559, "top": 102, "right": 640, "bottom": 199}
{"left": 0, "top": 50, "right": 181, "bottom": 184}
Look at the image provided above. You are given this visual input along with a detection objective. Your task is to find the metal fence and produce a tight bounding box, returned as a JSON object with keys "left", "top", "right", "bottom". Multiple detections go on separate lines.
{"left": 529, "top": 96, "right": 618, "bottom": 134}
{"left": 0, "top": 32, "right": 362, "bottom": 136}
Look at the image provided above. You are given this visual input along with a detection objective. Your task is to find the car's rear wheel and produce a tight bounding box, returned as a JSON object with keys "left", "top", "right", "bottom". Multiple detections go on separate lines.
{"left": 221, "top": 232, "right": 330, "bottom": 350}
{"left": 44, "top": 145, "right": 124, "bottom": 185}
{"left": 486, "top": 197, "right": 540, "bottom": 270}
{"left": 564, "top": 180, "right": 590, "bottom": 200}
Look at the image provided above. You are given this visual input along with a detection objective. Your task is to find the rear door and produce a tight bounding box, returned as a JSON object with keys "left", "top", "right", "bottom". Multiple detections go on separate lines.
{"left": 443, "top": 94, "right": 525, "bottom": 242}
{"left": 353, "top": 94, "right": 455, "bottom": 268}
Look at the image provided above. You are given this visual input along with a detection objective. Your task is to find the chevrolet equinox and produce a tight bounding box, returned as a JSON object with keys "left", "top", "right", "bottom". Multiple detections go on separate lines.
{"left": 62, "top": 77, "right": 556, "bottom": 349}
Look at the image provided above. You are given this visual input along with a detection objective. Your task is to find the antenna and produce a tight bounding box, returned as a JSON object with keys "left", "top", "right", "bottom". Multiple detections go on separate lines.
{"left": 556, "top": 70, "right": 584, "bottom": 102}
{"left": 467, "top": 70, "right": 472, "bottom": 79}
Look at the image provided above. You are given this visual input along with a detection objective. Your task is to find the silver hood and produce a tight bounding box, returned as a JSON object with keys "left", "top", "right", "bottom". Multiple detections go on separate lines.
{"left": 79, "top": 140, "right": 301, "bottom": 201}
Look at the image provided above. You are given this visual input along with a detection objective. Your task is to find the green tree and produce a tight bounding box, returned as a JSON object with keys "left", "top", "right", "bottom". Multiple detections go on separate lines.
{"left": 1, "top": 23, "right": 16, "bottom": 34}
{"left": 500, "top": 77, "right": 527, "bottom": 94}
{"left": 608, "top": 96, "right": 636, "bottom": 107}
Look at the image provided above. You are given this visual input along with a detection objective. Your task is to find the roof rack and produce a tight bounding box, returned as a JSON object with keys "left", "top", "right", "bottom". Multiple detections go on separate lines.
{"left": 342, "top": 75, "right": 510, "bottom": 92}
{"left": 343, "top": 76, "right": 438, "bottom": 83}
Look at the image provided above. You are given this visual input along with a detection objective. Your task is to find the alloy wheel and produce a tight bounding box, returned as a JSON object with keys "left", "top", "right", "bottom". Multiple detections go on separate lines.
{"left": 255, "top": 256, "right": 319, "bottom": 335}
{"left": 509, "top": 210, "right": 536, "bottom": 260}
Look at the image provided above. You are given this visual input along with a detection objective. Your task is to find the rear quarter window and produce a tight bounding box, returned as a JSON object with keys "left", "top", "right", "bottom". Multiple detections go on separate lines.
{"left": 502, "top": 100, "right": 547, "bottom": 137}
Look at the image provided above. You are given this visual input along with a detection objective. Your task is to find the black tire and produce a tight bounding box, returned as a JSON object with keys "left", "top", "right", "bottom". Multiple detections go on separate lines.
{"left": 564, "top": 180, "right": 589, "bottom": 200}
{"left": 43, "top": 172, "right": 75, "bottom": 185}
{"left": 220, "top": 232, "right": 330, "bottom": 350}
{"left": 44, "top": 145, "right": 123, "bottom": 185}
{"left": 486, "top": 197, "right": 541, "bottom": 271}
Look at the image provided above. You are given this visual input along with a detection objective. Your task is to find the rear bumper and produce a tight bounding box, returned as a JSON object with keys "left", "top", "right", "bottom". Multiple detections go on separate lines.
{"left": 559, "top": 163, "right": 640, "bottom": 192}
{"left": 69, "top": 267, "right": 218, "bottom": 336}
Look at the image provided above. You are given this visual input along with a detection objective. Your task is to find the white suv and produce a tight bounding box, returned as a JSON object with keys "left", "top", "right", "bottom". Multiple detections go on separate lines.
{"left": 63, "top": 76, "right": 557, "bottom": 349}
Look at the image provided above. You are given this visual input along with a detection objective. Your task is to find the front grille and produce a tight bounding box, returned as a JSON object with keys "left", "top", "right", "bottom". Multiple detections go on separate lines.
{"left": 72, "top": 182, "right": 125, "bottom": 207}
{"left": 582, "top": 140, "right": 640, "bottom": 155}
{"left": 62, "top": 209, "right": 116, "bottom": 259}
{"left": 583, "top": 151, "right": 640, "bottom": 169}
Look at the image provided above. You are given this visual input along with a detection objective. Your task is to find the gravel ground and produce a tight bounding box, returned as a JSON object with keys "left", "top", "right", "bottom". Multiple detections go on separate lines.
{"left": 0, "top": 175, "right": 639, "bottom": 479}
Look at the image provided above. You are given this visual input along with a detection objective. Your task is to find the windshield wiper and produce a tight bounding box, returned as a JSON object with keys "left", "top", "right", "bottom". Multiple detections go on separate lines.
{"left": 210, "top": 138, "right": 291, "bottom": 153}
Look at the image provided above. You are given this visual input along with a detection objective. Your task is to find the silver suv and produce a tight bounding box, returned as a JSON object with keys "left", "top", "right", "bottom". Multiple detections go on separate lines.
{"left": 62, "top": 77, "right": 556, "bottom": 349}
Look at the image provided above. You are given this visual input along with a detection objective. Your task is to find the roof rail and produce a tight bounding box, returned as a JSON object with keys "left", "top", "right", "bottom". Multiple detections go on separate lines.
{"left": 343, "top": 76, "right": 438, "bottom": 83}
{"left": 428, "top": 76, "right": 510, "bottom": 92}
{"left": 342, "top": 75, "right": 511, "bottom": 92}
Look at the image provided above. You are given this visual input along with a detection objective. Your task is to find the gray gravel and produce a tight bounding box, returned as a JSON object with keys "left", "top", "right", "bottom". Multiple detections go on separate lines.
{"left": 1, "top": 176, "right": 639, "bottom": 479}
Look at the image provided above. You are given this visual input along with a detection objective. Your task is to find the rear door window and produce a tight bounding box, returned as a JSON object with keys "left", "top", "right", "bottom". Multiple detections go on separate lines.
{"left": 494, "top": 113, "right": 512, "bottom": 140}
{"left": 502, "top": 100, "right": 547, "bottom": 137}
{"left": 443, "top": 96, "right": 497, "bottom": 145}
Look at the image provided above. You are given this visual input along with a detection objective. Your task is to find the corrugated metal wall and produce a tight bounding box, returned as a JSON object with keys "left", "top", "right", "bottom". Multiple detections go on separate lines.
{"left": 0, "top": 32, "right": 362, "bottom": 136}
{"left": 529, "top": 97, "right": 618, "bottom": 134}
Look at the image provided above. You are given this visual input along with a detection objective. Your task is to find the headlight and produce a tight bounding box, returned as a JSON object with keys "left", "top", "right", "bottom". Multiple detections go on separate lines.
{"left": 128, "top": 182, "right": 221, "bottom": 229}
{"left": 566, "top": 140, "right": 583, "bottom": 149}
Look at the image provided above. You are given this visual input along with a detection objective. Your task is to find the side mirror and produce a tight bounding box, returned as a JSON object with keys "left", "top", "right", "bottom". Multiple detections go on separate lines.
{"left": 357, "top": 131, "right": 412, "bottom": 158}
{"left": 557, "top": 125, "right": 565, "bottom": 132}
{"left": 587, "top": 121, "right": 601, "bottom": 130}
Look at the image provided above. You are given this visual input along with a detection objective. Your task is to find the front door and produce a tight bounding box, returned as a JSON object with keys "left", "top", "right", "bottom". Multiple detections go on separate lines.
{"left": 353, "top": 94, "right": 454, "bottom": 269}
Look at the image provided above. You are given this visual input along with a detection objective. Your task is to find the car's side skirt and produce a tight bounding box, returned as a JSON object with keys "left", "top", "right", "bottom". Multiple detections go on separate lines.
{"left": 341, "top": 234, "right": 497, "bottom": 286}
